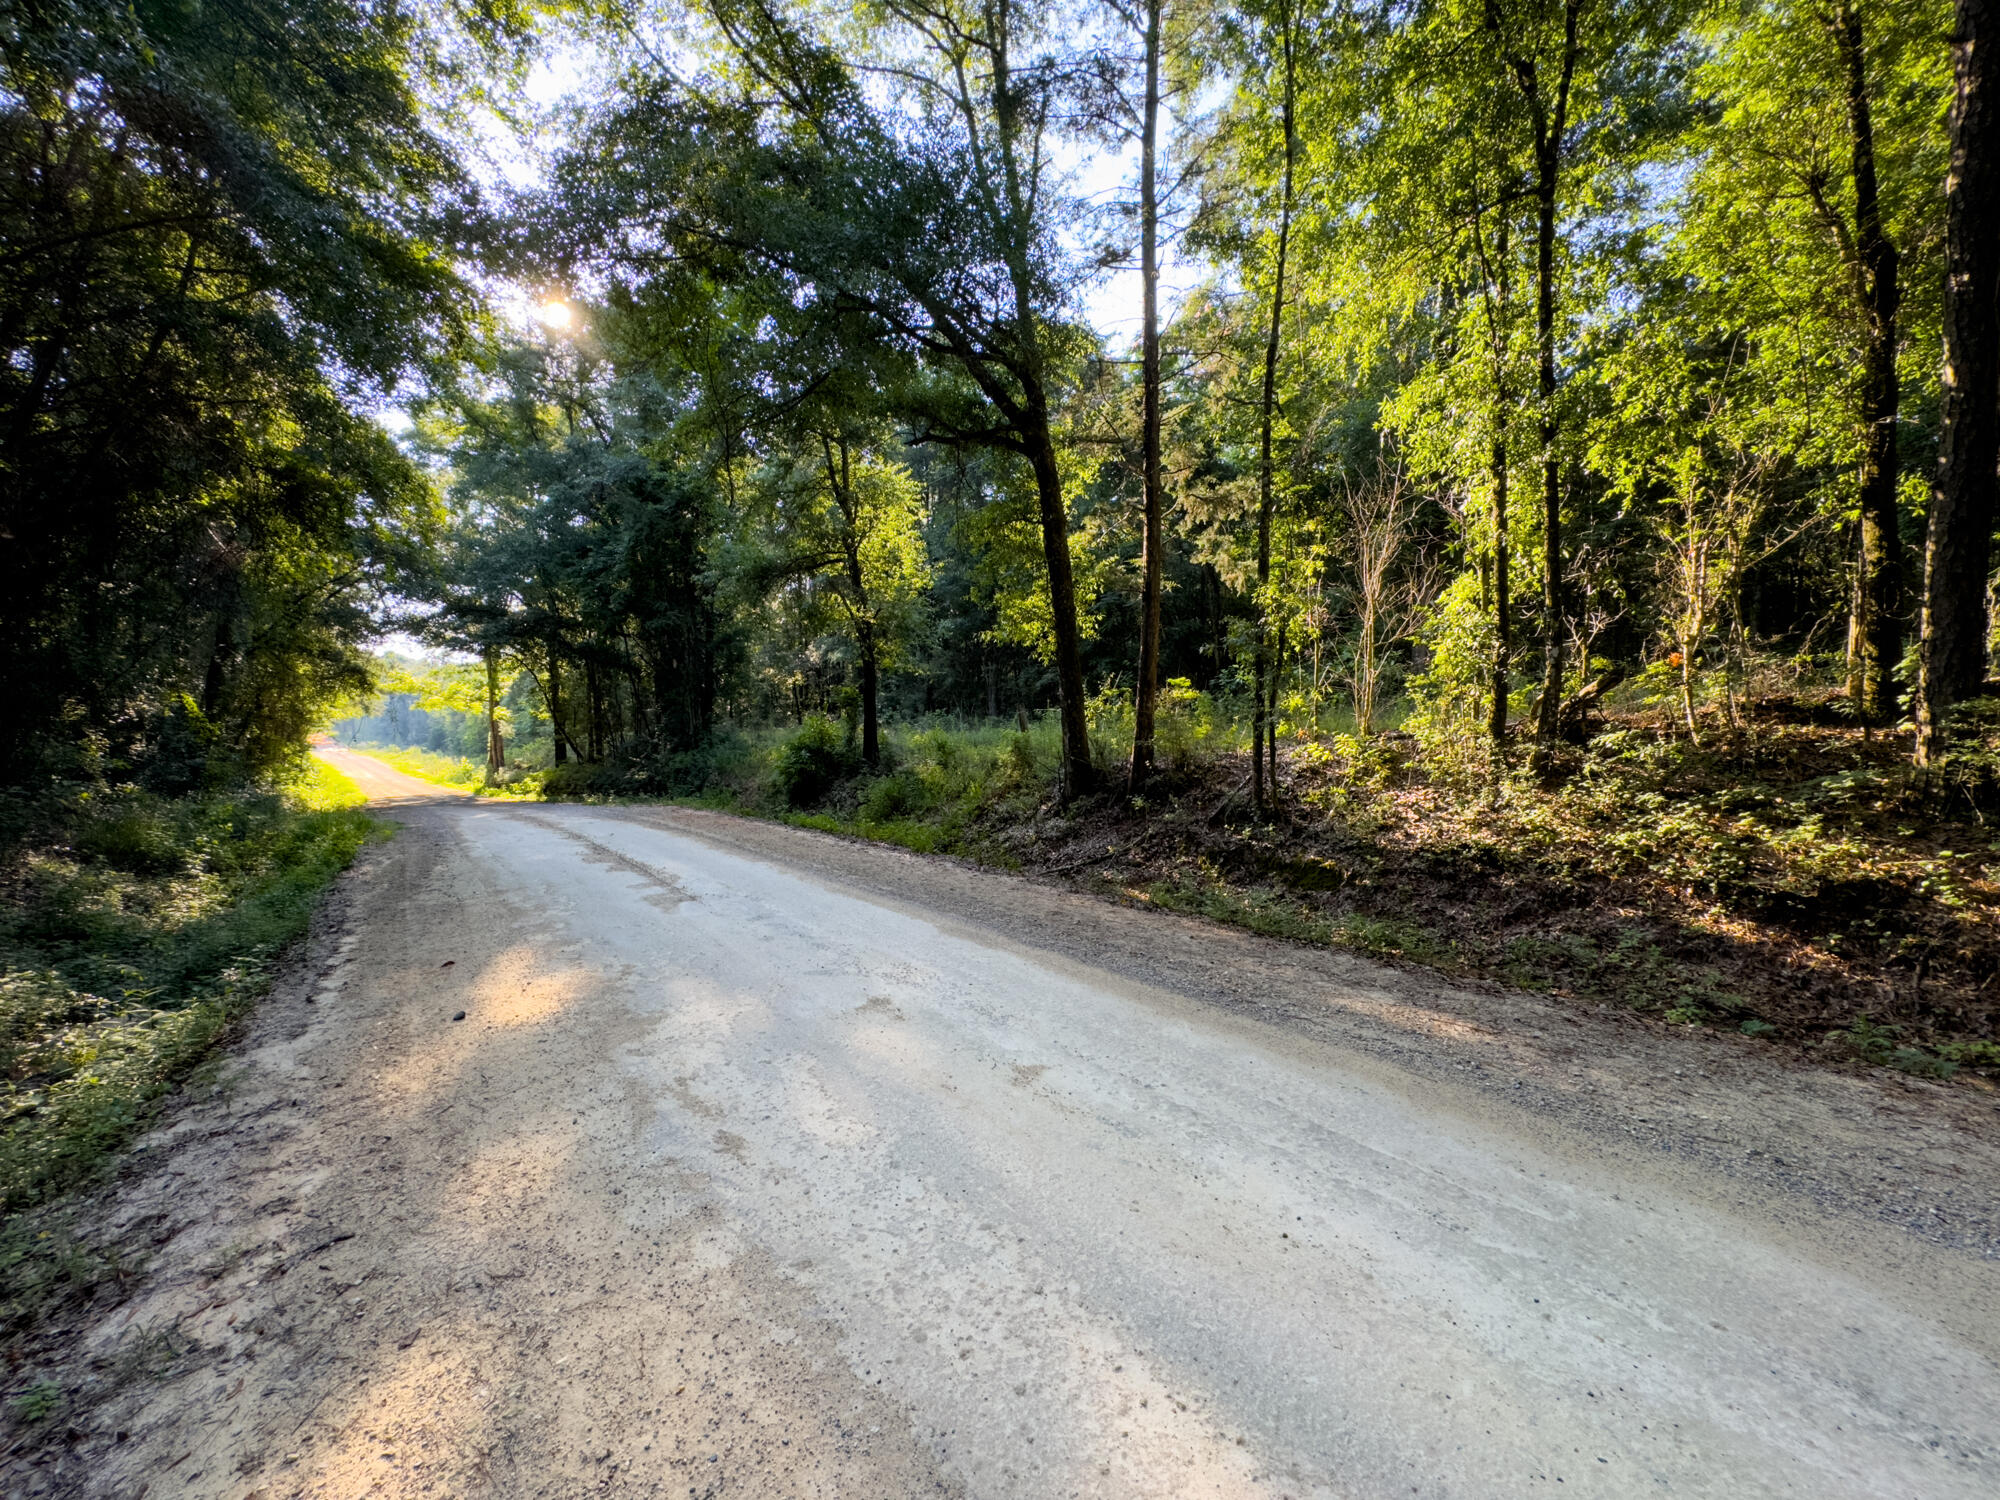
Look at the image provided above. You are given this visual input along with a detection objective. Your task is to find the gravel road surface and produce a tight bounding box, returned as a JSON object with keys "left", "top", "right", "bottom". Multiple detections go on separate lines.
{"left": 13, "top": 745, "right": 1999, "bottom": 1499}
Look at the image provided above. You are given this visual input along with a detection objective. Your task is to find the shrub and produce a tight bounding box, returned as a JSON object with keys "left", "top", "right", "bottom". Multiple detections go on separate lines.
{"left": 859, "top": 770, "right": 929, "bottom": 822}
{"left": 771, "top": 715, "right": 861, "bottom": 808}
{"left": 0, "top": 761, "right": 379, "bottom": 1213}
{"left": 1154, "top": 678, "right": 1232, "bottom": 771}
{"left": 539, "top": 761, "right": 631, "bottom": 799}
{"left": 76, "top": 810, "right": 184, "bottom": 875}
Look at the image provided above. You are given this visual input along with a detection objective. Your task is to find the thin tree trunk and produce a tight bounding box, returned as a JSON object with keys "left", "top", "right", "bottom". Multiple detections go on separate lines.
{"left": 1206, "top": 563, "right": 1226, "bottom": 679}
{"left": 988, "top": 1, "right": 1093, "bottom": 799}
{"left": 1029, "top": 431, "right": 1095, "bottom": 797}
{"left": 1490, "top": 419, "right": 1512, "bottom": 744}
{"left": 1494, "top": 0, "right": 1580, "bottom": 744}
{"left": 1917, "top": 0, "right": 1999, "bottom": 761}
{"left": 1837, "top": 0, "right": 1905, "bottom": 725}
{"left": 548, "top": 650, "right": 568, "bottom": 765}
{"left": 1531, "top": 113, "right": 1566, "bottom": 742}
{"left": 199, "top": 569, "right": 241, "bottom": 724}
{"left": 484, "top": 648, "right": 504, "bottom": 787}
{"left": 1253, "top": 0, "right": 1298, "bottom": 811}
{"left": 1475, "top": 212, "right": 1514, "bottom": 746}
{"left": 825, "top": 434, "right": 882, "bottom": 767}
{"left": 1267, "top": 625, "right": 1282, "bottom": 790}
{"left": 1130, "top": 0, "right": 1166, "bottom": 793}
{"left": 856, "top": 619, "right": 880, "bottom": 766}
{"left": 1358, "top": 601, "right": 1378, "bottom": 737}
{"left": 586, "top": 656, "right": 603, "bottom": 762}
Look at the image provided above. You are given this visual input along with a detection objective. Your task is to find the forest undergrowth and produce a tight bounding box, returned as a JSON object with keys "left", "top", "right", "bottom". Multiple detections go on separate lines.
{"left": 357, "top": 681, "right": 2000, "bottom": 1088}
{"left": 0, "top": 761, "right": 381, "bottom": 1332}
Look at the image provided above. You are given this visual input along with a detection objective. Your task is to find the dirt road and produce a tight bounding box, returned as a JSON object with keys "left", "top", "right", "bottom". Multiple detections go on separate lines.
{"left": 12, "top": 745, "right": 2000, "bottom": 1498}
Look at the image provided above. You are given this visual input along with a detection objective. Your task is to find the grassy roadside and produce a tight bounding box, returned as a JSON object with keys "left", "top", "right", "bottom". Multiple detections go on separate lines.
{"left": 1, "top": 759, "right": 383, "bottom": 1330}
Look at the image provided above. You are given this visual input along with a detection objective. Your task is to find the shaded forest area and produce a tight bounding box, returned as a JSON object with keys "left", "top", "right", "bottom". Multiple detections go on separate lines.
{"left": 5, "top": 0, "right": 2000, "bottom": 1079}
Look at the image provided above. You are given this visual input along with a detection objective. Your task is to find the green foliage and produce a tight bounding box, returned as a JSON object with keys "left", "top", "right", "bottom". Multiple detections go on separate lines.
{"left": 12, "top": 1378, "right": 62, "bottom": 1422}
{"left": 1828, "top": 1015, "right": 1961, "bottom": 1078}
{"left": 1142, "top": 874, "right": 1453, "bottom": 964}
{"left": 771, "top": 716, "right": 864, "bottom": 809}
{"left": 1404, "top": 574, "right": 1500, "bottom": 772}
{"left": 0, "top": 0, "right": 468, "bottom": 785}
{"left": 1502, "top": 928, "right": 1746, "bottom": 1019}
{"left": 0, "top": 762, "right": 379, "bottom": 1213}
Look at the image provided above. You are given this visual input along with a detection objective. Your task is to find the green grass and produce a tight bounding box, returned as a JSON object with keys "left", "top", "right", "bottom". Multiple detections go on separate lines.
{"left": 1140, "top": 873, "right": 1455, "bottom": 965}
{"left": 0, "top": 759, "right": 382, "bottom": 1220}
{"left": 783, "top": 811, "right": 953, "bottom": 855}
{"left": 1500, "top": 928, "right": 1748, "bottom": 1022}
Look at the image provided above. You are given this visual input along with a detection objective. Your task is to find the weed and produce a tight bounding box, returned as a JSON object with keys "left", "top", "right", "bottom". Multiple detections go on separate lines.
{"left": 12, "top": 1378, "right": 61, "bottom": 1421}
{"left": 1827, "top": 1015, "right": 1960, "bottom": 1078}
{"left": 1501, "top": 927, "right": 1744, "bottom": 1019}
{"left": 1937, "top": 1039, "right": 2000, "bottom": 1070}
{"left": 0, "top": 1204, "right": 134, "bottom": 1334}
{"left": 859, "top": 771, "right": 929, "bottom": 822}
{"left": 0, "top": 760, "right": 379, "bottom": 1214}
{"left": 1336, "top": 913, "right": 1452, "bottom": 964}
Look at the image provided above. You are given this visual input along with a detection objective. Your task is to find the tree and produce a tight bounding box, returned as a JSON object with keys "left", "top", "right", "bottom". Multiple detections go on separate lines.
{"left": 1109, "top": 0, "right": 1172, "bottom": 792}
{"left": 1488, "top": 0, "right": 1587, "bottom": 742}
{"left": 416, "top": 318, "right": 727, "bottom": 769}
{"left": 1293, "top": 0, "right": 1686, "bottom": 756}
{"left": 1685, "top": 0, "right": 1949, "bottom": 728}
{"left": 1338, "top": 463, "right": 1438, "bottom": 737}
{"left": 0, "top": 0, "right": 469, "bottom": 783}
{"left": 555, "top": 0, "right": 1105, "bottom": 796}
{"left": 1249, "top": 0, "right": 1300, "bottom": 804}
{"left": 743, "top": 434, "right": 932, "bottom": 766}
{"left": 1834, "top": 0, "right": 1908, "bottom": 726}
{"left": 1917, "top": 0, "right": 1999, "bottom": 761}
{"left": 1179, "top": 0, "right": 1305, "bottom": 807}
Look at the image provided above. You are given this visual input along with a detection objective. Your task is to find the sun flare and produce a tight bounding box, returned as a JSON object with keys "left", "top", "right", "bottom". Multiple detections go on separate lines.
{"left": 538, "top": 299, "right": 572, "bottom": 330}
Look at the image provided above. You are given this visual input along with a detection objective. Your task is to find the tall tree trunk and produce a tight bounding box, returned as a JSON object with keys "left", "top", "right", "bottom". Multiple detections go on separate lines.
{"left": 1837, "top": 0, "right": 1905, "bottom": 726}
{"left": 1491, "top": 416, "right": 1513, "bottom": 744}
{"left": 824, "top": 434, "right": 882, "bottom": 767}
{"left": 586, "top": 656, "right": 603, "bottom": 762}
{"left": 1530, "top": 117, "right": 1566, "bottom": 741}
{"left": 856, "top": 619, "right": 881, "bottom": 766}
{"left": 484, "top": 648, "right": 505, "bottom": 787}
{"left": 1206, "top": 563, "right": 1226, "bottom": 678}
{"left": 199, "top": 568, "right": 241, "bottom": 725}
{"left": 1494, "top": 0, "right": 1580, "bottom": 744}
{"left": 1030, "top": 430, "right": 1095, "bottom": 797}
{"left": 988, "top": 2, "right": 1093, "bottom": 799}
{"left": 1130, "top": 0, "right": 1166, "bottom": 794}
{"left": 1475, "top": 212, "right": 1514, "bottom": 746}
{"left": 548, "top": 650, "right": 568, "bottom": 765}
{"left": 1253, "top": 0, "right": 1298, "bottom": 811}
{"left": 1917, "top": 0, "right": 1999, "bottom": 762}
